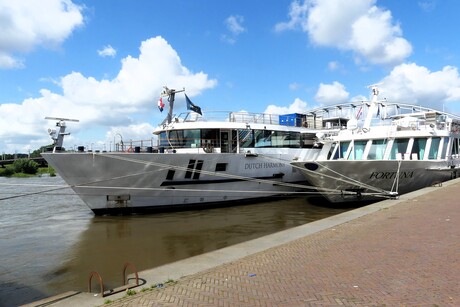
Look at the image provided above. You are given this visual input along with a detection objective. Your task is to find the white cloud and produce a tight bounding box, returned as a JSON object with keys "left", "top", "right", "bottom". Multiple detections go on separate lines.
{"left": 264, "top": 98, "right": 309, "bottom": 115}
{"left": 97, "top": 45, "right": 116, "bottom": 58}
{"left": 418, "top": 1, "right": 437, "bottom": 12}
{"left": 0, "top": 36, "right": 217, "bottom": 153}
{"left": 0, "top": 0, "right": 84, "bottom": 69}
{"left": 221, "top": 35, "right": 236, "bottom": 45}
{"left": 222, "top": 15, "right": 246, "bottom": 44}
{"left": 379, "top": 63, "right": 460, "bottom": 110}
{"left": 274, "top": 1, "right": 309, "bottom": 32}
{"left": 61, "top": 36, "right": 216, "bottom": 108}
{"left": 0, "top": 52, "right": 24, "bottom": 68}
{"left": 225, "top": 15, "right": 246, "bottom": 35}
{"left": 276, "top": 0, "right": 412, "bottom": 66}
{"left": 327, "top": 61, "right": 340, "bottom": 71}
{"left": 315, "top": 81, "right": 349, "bottom": 104}
{"left": 289, "top": 82, "right": 301, "bottom": 90}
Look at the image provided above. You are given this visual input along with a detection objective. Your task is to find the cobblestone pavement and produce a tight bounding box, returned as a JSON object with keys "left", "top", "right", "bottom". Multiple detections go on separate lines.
{"left": 109, "top": 183, "right": 460, "bottom": 306}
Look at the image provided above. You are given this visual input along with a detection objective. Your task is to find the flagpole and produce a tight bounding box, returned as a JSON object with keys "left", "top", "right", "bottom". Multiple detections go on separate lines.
{"left": 161, "top": 86, "right": 185, "bottom": 124}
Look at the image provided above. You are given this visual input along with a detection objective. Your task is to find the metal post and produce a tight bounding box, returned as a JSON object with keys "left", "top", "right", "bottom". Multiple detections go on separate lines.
{"left": 167, "top": 91, "right": 175, "bottom": 124}
{"left": 161, "top": 86, "right": 185, "bottom": 124}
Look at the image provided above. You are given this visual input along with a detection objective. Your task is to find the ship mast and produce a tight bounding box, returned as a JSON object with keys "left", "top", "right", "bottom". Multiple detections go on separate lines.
{"left": 161, "top": 86, "right": 185, "bottom": 124}
{"left": 45, "top": 117, "right": 79, "bottom": 152}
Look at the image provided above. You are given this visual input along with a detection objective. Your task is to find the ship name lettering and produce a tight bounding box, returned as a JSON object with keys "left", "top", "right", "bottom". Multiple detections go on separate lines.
{"left": 369, "top": 171, "right": 414, "bottom": 180}
{"left": 245, "top": 162, "right": 285, "bottom": 169}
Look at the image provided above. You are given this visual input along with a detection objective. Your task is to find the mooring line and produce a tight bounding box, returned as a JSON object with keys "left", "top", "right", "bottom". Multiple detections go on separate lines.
{"left": 0, "top": 186, "right": 71, "bottom": 201}
{"left": 91, "top": 153, "right": 317, "bottom": 191}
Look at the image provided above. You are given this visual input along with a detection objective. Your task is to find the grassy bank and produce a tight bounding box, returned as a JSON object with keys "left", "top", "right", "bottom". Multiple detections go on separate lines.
{"left": 0, "top": 166, "right": 56, "bottom": 177}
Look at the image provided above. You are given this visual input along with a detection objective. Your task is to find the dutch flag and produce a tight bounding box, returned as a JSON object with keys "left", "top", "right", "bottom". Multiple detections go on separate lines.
{"left": 157, "top": 97, "right": 165, "bottom": 112}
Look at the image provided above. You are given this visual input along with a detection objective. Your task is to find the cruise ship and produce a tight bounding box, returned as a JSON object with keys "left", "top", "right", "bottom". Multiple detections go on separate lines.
{"left": 42, "top": 87, "right": 339, "bottom": 215}
{"left": 291, "top": 84, "right": 460, "bottom": 203}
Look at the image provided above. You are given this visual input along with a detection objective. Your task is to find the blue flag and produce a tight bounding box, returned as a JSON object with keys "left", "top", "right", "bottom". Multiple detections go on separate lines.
{"left": 185, "top": 94, "right": 202, "bottom": 115}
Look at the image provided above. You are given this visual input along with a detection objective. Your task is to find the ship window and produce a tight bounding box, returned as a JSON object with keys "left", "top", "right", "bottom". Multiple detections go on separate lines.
{"left": 165, "top": 129, "right": 201, "bottom": 148}
{"left": 428, "top": 137, "right": 441, "bottom": 159}
{"left": 440, "top": 137, "right": 449, "bottom": 159}
{"left": 389, "top": 138, "right": 409, "bottom": 160}
{"left": 253, "top": 130, "right": 301, "bottom": 148}
{"left": 332, "top": 141, "right": 350, "bottom": 159}
{"left": 201, "top": 129, "right": 219, "bottom": 148}
{"left": 301, "top": 133, "right": 318, "bottom": 148}
{"left": 158, "top": 131, "right": 169, "bottom": 147}
{"left": 166, "top": 170, "right": 175, "bottom": 180}
{"left": 349, "top": 140, "right": 367, "bottom": 160}
{"left": 215, "top": 163, "right": 227, "bottom": 171}
{"left": 283, "top": 132, "right": 301, "bottom": 148}
{"left": 328, "top": 143, "right": 337, "bottom": 160}
{"left": 367, "top": 139, "right": 386, "bottom": 160}
{"left": 193, "top": 160, "right": 203, "bottom": 179}
{"left": 184, "top": 130, "right": 200, "bottom": 148}
{"left": 411, "top": 138, "right": 427, "bottom": 160}
{"left": 185, "top": 159, "right": 196, "bottom": 178}
{"left": 239, "top": 129, "right": 254, "bottom": 148}
{"left": 254, "top": 130, "right": 272, "bottom": 147}
{"left": 452, "top": 138, "right": 460, "bottom": 156}
{"left": 167, "top": 130, "right": 184, "bottom": 147}
{"left": 266, "top": 131, "right": 284, "bottom": 147}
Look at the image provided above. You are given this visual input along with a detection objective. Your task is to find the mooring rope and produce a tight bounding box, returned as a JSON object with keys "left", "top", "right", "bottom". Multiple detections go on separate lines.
{"left": 288, "top": 159, "right": 392, "bottom": 196}
{"left": 0, "top": 184, "right": 71, "bottom": 201}
{"left": 91, "top": 153, "right": 316, "bottom": 191}
{"left": 390, "top": 160, "right": 402, "bottom": 194}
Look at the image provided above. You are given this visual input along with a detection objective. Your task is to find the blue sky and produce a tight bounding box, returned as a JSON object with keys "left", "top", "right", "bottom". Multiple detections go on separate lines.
{"left": 1, "top": 0, "right": 460, "bottom": 153}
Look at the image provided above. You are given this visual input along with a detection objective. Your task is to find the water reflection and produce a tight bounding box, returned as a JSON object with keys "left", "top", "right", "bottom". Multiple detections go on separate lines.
{"left": 0, "top": 176, "right": 350, "bottom": 306}
{"left": 47, "top": 199, "right": 349, "bottom": 292}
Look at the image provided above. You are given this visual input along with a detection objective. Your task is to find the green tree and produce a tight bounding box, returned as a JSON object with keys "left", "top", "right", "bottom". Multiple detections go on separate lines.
{"left": 30, "top": 145, "right": 54, "bottom": 158}
{"left": 12, "top": 158, "right": 39, "bottom": 174}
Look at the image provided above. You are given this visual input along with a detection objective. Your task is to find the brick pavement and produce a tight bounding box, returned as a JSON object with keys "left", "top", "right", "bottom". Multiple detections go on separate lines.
{"left": 108, "top": 183, "right": 459, "bottom": 306}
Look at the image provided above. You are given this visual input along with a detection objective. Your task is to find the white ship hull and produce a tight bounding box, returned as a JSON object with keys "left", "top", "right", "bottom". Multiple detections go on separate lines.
{"left": 44, "top": 149, "right": 318, "bottom": 214}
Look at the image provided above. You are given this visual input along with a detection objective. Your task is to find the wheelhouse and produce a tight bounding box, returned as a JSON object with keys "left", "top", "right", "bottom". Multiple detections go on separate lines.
{"left": 157, "top": 128, "right": 319, "bottom": 153}
{"left": 154, "top": 111, "right": 340, "bottom": 153}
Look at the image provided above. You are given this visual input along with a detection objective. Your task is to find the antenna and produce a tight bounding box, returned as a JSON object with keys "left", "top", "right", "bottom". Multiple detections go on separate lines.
{"left": 45, "top": 117, "right": 79, "bottom": 122}
{"left": 367, "top": 82, "right": 383, "bottom": 97}
{"left": 44, "top": 117, "right": 79, "bottom": 152}
{"left": 160, "top": 86, "right": 185, "bottom": 124}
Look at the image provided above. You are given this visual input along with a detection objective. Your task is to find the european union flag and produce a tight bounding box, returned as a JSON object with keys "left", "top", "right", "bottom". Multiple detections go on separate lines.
{"left": 185, "top": 94, "right": 202, "bottom": 115}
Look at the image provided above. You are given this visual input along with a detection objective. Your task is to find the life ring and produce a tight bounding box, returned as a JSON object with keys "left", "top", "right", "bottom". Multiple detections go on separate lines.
{"left": 127, "top": 147, "right": 134, "bottom": 152}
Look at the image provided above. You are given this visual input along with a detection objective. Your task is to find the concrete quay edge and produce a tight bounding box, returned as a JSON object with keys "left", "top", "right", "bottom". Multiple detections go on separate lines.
{"left": 38, "top": 177, "right": 460, "bottom": 306}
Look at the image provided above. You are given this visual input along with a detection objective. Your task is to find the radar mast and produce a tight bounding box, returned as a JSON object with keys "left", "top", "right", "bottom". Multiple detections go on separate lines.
{"left": 45, "top": 117, "right": 79, "bottom": 152}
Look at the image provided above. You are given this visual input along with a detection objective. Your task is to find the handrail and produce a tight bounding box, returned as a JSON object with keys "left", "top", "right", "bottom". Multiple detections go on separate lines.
{"left": 122, "top": 262, "right": 139, "bottom": 286}
{"left": 87, "top": 262, "right": 140, "bottom": 298}
{"left": 88, "top": 271, "right": 104, "bottom": 296}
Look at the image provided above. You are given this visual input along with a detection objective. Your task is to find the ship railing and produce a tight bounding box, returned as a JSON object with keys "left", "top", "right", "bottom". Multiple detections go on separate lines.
{"left": 111, "top": 139, "right": 156, "bottom": 152}
{"left": 163, "top": 111, "right": 281, "bottom": 125}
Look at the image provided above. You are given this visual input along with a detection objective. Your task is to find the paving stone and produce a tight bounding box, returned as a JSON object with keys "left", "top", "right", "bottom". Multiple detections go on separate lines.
{"left": 107, "top": 182, "right": 460, "bottom": 306}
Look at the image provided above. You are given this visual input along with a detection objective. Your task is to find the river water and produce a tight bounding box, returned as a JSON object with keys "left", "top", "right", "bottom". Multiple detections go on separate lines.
{"left": 0, "top": 175, "right": 350, "bottom": 306}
